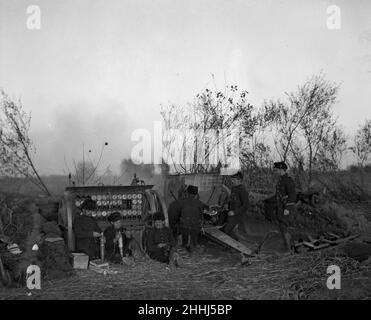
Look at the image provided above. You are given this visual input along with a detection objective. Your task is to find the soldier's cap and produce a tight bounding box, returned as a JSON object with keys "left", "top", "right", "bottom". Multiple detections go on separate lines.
{"left": 273, "top": 161, "right": 288, "bottom": 170}
{"left": 230, "top": 171, "right": 243, "bottom": 180}
{"left": 153, "top": 212, "right": 165, "bottom": 221}
{"left": 80, "top": 198, "right": 97, "bottom": 211}
{"left": 108, "top": 211, "right": 122, "bottom": 222}
{"left": 186, "top": 185, "right": 198, "bottom": 195}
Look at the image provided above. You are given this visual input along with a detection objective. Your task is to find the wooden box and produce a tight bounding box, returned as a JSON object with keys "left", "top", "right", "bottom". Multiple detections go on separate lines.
{"left": 72, "top": 253, "right": 89, "bottom": 269}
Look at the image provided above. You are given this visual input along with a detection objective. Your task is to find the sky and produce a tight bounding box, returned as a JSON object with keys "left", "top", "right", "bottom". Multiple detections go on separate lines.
{"left": 0, "top": 0, "right": 370, "bottom": 175}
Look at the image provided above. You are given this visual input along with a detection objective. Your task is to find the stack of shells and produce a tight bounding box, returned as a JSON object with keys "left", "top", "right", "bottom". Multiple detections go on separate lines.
{"left": 74, "top": 193, "right": 143, "bottom": 220}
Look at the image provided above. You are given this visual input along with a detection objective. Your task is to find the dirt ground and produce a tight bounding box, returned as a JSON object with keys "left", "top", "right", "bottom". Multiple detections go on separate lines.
{"left": 1, "top": 239, "right": 370, "bottom": 300}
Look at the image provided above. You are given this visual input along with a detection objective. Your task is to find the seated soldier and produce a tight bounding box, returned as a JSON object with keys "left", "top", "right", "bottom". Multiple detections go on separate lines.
{"left": 146, "top": 212, "right": 177, "bottom": 264}
{"left": 103, "top": 212, "right": 132, "bottom": 263}
{"left": 73, "top": 198, "right": 102, "bottom": 259}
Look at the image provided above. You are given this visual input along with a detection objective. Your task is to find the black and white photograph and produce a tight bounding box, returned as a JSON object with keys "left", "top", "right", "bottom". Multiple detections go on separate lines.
{"left": 0, "top": 0, "right": 371, "bottom": 305}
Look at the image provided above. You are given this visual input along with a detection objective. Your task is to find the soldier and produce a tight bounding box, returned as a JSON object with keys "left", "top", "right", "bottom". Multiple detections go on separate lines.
{"left": 39, "top": 221, "right": 73, "bottom": 279}
{"left": 167, "top": 185, "right": 187, "bottom": 240}
{"left": 73, "top": 198, "right": 102, "bottom": 259}
{"left": 179, "top": 185, "right": 209, "bottom": 252}
{"left": 103, "top": 212, "right": 132, "bottom": 263}
{"left": 146, "top": 212, "right": 177, "bottom": 264}
{"left": 222, "top": 171, "right": 249, "bottom": 241}
{"left": 273, "top": 161, "right": 296, "bottom": 252}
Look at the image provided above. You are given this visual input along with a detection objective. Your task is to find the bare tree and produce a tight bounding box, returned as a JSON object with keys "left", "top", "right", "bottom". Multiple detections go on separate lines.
{"left": 350, "top": 119, "right": 371, "bottom": 168}
{"left": 161, "top": 80, "right": 254, "bottom": 174}
{"left": 298, "top": 75, "right": 339, "bottom": 185}
{"left": 64, "top": 142, "right": 109, "bottom": 186}
{"left": 267, "top": 74, "right": 341, "bottom": 188}
{"left": 0, "top": 90, "right": 51, "bottom": 196}
{"left": 73, "top": 160, "right": 97, "bottom": 185}
{"left": 314, "top": 127, "right": 347, "bottom": 172}
{"left": 267, "top": 74, "right": 339, "bottom": 165}
{"left": 240, "top": 105, "right": 275, "bottom": 169}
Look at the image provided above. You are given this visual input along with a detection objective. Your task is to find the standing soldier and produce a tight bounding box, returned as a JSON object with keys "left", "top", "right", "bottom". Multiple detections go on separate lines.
{"left": 273, "top": 161, "right": 296, "bottom": 253}
{"left": 167, "top": 186, "right": 187, "bottom": 241}
{"left": 222, "top": 171, "right": 249, "bottom": 241}
{"left": 179, "top": 185, "right": 208, "bottom": 252}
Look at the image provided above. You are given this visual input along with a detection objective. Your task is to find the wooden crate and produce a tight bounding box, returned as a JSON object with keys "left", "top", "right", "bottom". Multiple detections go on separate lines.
{"left": 72, "top": 253, "right": 89, "bottom": 269}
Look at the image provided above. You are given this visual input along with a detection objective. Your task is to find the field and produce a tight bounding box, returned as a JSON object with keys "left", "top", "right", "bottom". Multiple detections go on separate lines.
{"left": 1, "top": 238, "right": 371, "bottom": 300}
{"left": 1, "top": 170, "right": 371, "bottom": 300}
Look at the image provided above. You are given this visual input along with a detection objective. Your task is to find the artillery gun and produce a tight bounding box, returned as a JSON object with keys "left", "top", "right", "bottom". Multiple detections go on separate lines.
{"left": 59, "top": 179, "right": 168, "bottom": 254}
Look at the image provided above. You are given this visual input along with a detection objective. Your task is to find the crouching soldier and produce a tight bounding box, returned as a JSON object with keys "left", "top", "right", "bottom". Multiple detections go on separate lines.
{"left": 39, "top": 221, "right": 73, "bottom": 279}
{"left": 73, "top": 198, "right": 102, "bottom": 259}
{"left": 273, "top": 161, "right": 296, "bottom": 253}
{"left": 146, "top": 212, "right": 177, "bottom": 265}
{"left": 222, "top": 171, "right": 249, "bottom": 241}
{"left": 103, "top": 212, "right": 132, "bottom": 264}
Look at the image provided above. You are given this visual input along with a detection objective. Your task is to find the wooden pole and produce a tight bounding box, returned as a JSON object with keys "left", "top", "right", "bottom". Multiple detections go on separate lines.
{"left": 0, "top": 256, "right": 10, "bottom": 286}
{"left": 64, "top": 191, "right": 75, "bottom": 251}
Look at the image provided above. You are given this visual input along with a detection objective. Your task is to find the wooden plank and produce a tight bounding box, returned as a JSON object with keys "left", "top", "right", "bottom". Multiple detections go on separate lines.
{"left": 202, "top": 225, "right": 224, "bottom": 231}
{"left": 203, "top": 227, "right": 253, "bottom": 256}
{"left": 321, "top": 234, "right": 359, "bottom": 246}
{"left": 312, "top": 243, "right": 331, "bottom": 250}
{"left": 330, "top": 234, "right": 359, "bottom": 245}
{"left": 304, "top": 234, "right": 359, "bottom": 251}
{"left": 322, "top": 238, "right": 336, "bottom": 244}
{"left": 303, "top": 241, "right": 316, "bottom": 249}
{"left": 327, "top": 232, "right": 340, "bottom": 239}
{"left": 303, "top": 241, "right": 330, "bottom": 250}
{"left": 294, "top": 241, "right": 305, "bottom": 247}
{"left": 307, "top": 235, "right": 316, "bottom": 242}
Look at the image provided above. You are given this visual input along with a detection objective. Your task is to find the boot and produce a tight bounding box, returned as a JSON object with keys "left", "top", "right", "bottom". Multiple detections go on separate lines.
{"left": 170, "top": 252, "right": 180, "bottom": 268}
{"left": 283, "top": 232, "right": 294, "bottom": 253}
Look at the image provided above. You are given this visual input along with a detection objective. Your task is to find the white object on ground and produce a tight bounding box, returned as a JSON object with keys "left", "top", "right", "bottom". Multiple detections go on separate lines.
{"left": 7, "top": 243, "right": 22, "bottom": 255}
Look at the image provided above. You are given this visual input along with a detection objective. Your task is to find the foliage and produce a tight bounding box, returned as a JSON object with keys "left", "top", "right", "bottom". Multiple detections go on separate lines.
{"left": 0, "top": 90, "right": 51, "bottom": 195}
{"left": 350, "top": 119, "right": 371, "bottom": 168}
{"left": 266, "top": 74, "right": 345, "bottom": 188}
{"left": 161, "top": 81, "right": 257, "bottom": 174}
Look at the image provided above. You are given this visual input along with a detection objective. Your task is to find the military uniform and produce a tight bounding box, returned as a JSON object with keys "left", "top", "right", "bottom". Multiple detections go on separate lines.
{"left": 275, "top": 173, "right": 296, "bottom": 233}
{"left": 73, "top": 214, "right": 101, "bottom": 259}
{"left": 222, "top": 184, "right": 249, "bottom": 239}
{"left": 103, "top": 226, "right": 131, "bottom": 263}
{"left": 147, "top": 226, "right": 176, "bottom": 263}
{"left": 179, "top": 197, "right": 207, "bottom": 248}
{"left": 271, "top": 161, "right": 297, "bottom": 251}
{"left": 168, "top": 199, "right": 182, "bottom": 239}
